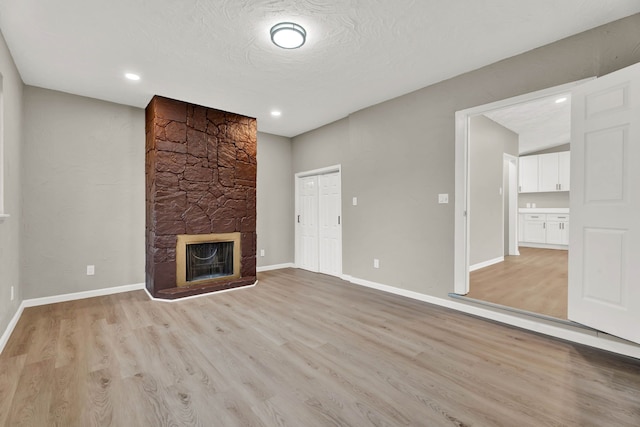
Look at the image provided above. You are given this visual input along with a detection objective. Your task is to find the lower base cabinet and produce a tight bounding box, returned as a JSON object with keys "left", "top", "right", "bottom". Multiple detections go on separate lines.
{"left": 520, "top": 213, "right": 569, "bottom": 247}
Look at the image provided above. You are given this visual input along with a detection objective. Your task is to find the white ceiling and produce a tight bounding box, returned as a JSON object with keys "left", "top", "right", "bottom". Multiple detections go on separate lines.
{"left": 484, "top": 94, "right": 571, "bottom": 155}
{"left": 1, "top": 1, "right": 638, "bottom": 137}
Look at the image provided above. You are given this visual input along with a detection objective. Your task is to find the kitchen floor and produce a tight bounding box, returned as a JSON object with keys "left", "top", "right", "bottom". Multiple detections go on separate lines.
{"left": 468, "top": 247, "right": 568, "bottom": 319}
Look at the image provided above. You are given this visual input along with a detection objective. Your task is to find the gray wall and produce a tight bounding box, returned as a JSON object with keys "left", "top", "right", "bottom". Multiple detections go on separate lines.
{"left": 292, "top": 118, "right": 349, "bottom": 174}
{"left": 469, "top": 115, "right": 518, "bottom": 265}
{"left": 0, "top": 30, "right": 23, "bottom": 335}
{"left": 519, "top": 192, "right": 570, "bottom": 209}
{"left": 519, "top": 143, "right": 571, "bottom": 208}
{"left": 22, "top": 87, "right": 145, "bottom": 299}
{"left": 18, "top": 89, "right": 297, "bottom": 299}
{"left": 256, "top": 132, "right": 294, "bottom": 267}
{"left": 292, "top": 14, "right": 640, "bottom": 298}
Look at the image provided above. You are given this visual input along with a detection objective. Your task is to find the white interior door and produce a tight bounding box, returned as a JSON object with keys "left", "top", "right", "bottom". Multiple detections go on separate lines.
{"left": 298, "top": 175, "right": 319, "bottom": 272}
{"left": 568, "top": 62, "right": 640, "bottom": 344}
{"left": 318, "top": 172, "right": 342, "bottom": 276}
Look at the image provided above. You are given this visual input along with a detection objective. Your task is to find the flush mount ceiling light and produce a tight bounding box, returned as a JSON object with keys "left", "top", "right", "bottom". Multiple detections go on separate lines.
{"left": 555, "top": 97, "right": 568, "bottom": 103}
{"left": 270, "top": 22, "right": 306, "bottom": 49}
{"left": 125, "top": 72, "right": 141, "bottom": 81}
{"left": 271, "top": 110, "right": 282, "bottom": 117}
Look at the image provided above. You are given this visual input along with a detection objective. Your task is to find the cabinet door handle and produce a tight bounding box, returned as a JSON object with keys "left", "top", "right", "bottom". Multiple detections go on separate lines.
{"left": 297, "top": 215, "right": 300, "bottom": 223}
{"left": 543, "top": 223, "right": 546, "bottom": 229}
{"left": 338, "top": 216, "right": 341, "bottom": 225}
{"left": 519, "top": 185, "right": 521, "bottom": 192}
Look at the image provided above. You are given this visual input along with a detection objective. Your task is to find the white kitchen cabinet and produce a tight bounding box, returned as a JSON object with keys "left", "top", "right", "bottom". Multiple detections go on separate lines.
{"left": 538, "top": 153, "right": 560, "bottom": 192}
{"left": 519, "top": 211, "right": 570, "bottom": 248}
{"left": 519, "top": 151, "right": 570, "bottom": 193}
{"left": 522, "top": 214, "right": 547, "bottom": 243}
{"left": 518, "top": 156, "right": 539, "bottom": 193}
{"left": 558, "top": 151, "right": 570, "bottom": 191}
{"left": 545, "top": 214, "right": 570, "bottom": 245}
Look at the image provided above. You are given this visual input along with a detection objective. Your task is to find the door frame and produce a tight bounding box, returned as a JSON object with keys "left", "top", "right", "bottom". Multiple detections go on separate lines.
{"left": 294, "top": 164, "right": 342, "bottom": 274}
{"left": 503, "top": 153, "right": 519, "bottom": 256}
{"left": 454, "top": 78, "right": 593, "bottom": 295}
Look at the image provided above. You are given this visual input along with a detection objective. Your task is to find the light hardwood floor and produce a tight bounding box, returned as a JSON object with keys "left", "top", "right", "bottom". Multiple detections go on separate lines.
{"left": 1, "top": 268, "right": 639, "bottom": 426}
{"left": 468, "top": 247, "right": 568, "bottom": 319}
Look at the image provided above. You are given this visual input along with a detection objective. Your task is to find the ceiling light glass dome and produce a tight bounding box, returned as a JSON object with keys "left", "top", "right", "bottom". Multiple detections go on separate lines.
{"left": 270, "top": 22, "right": 306, "bottom": 49}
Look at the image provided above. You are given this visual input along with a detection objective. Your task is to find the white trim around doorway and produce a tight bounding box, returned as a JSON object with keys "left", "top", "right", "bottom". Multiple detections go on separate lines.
{"left": 294, "top": 164, "right": 342, "bottom": 275}
{"left": 454, "top": 78, "right": 593, "bottom": 295}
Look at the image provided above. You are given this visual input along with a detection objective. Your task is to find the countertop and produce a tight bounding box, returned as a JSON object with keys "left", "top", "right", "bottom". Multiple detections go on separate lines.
{"left": 519, "top": 208, "right": 570, "bottom": 214}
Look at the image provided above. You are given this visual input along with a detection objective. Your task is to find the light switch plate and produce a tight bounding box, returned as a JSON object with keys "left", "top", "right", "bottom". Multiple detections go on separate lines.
{"left": 352, "top": 197, "right": 358, "bottom": 206}
{"left": 87, "top": 265, "right": 95, "bottom": 276}
{"left": 438, "top": 194, "right": 449, "bottom": 204}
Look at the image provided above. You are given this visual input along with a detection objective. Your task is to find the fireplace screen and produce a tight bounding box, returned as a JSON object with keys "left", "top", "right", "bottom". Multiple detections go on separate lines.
{"left": 176, "top": 232, "right": 241, "bottom": 287}
{"left": 186, "top": 241, "right": 234, "bottom": 282}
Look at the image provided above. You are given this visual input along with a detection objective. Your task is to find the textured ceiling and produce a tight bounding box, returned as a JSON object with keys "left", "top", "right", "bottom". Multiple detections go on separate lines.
{"left": 1, "top": 1, "right": 639, "bottom": 137}
{"left": 484, "top": 94, "right": 571, "bottom": 155}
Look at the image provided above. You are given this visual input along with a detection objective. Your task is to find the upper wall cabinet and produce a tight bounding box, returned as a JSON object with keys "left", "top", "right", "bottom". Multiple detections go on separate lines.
{"left": 518, "top": 155, "right": 539, "bottom": 193}
{"left": 538, "top": 152, "right": 570, "bottom": 191}
{"left": 558, "top": 151, "right": 570, "bottom": 191}
{"left": 519, "top": 151, "right": 570, "bottom": 193}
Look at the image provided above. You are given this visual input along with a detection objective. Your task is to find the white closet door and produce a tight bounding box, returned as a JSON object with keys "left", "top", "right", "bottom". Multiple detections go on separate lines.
{"left": 298, "top": 175, "right": 319, "bottom": 272}
{"left": 568, "top": 62, "right": 640, "bottom": 344}
{"left": 318, "top": 172, "right": 342, "bottom": 276}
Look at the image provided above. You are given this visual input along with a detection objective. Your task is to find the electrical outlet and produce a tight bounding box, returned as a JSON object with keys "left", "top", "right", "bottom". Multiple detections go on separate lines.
{"left": 438, "top": 193, "right": 449, "bottom": 204}
{"left": 10, "top": 286, "right": 14, "bottom": 301}
{"left": 260, "top": 249, "right": 265, "bottom": 257}
{"left": 87, "top": 265, "right": 95, "bottom": 276}
{"left": 373, "top": 258, "right": 380, "bottom": 269}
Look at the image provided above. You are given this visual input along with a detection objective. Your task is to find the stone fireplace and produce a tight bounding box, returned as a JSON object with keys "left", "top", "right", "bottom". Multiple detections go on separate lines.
{"left": 145, "top": 95, "right": 257, "bottom": 299}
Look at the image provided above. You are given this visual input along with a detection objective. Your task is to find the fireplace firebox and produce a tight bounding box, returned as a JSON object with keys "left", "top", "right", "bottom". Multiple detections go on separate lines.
{"left": 176, "top": 233, "right": 241, "bottom": 288}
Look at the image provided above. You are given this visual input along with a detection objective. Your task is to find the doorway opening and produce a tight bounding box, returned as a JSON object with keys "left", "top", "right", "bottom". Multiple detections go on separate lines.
{"left": 454, "top": 63, "right": 640, "bottom": 346}
{"left": 454, "top": 80, "right": 587, "bottom": 320}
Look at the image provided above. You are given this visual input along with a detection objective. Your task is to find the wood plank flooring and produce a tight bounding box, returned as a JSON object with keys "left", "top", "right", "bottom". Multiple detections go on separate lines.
{"left": 1, "top": 268, "right": 639, "bottom": 426}
{"left": 468, "top": 247, "right": 568, "bottom": 319}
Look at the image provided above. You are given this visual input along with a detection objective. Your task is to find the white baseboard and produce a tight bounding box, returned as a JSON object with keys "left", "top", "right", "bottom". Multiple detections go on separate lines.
{"left": 22, "top": 282, "right": 146, "bottom": 308}
{"left": 257, "top": 263, "right": 295, "bottom": 272}
{"left": 519, "top": 242, "right": 568, "bottom": 250}
{"left": 469, "top": 256, "right": 504, "bottom": 272}
{"left": 341, "top": 274, "right": 640, "bottom": 360}
{"left": 0, "top": 303, "right": 25, "bottom": 355}
{"left": 0, "top": 282, "right": 145, "bottom": 354}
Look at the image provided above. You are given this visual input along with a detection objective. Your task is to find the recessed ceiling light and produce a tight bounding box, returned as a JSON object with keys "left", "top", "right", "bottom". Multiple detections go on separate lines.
{"left": 125, "top": 72, "right": 141, "bottom": 81}
{"left": 555, "top": 97, "right": 567, "bottom": 104}
{"left": 271, "top": 111, "right": 282, "bottom": 117}
{"left": 270, "top": 22, "right": 306, "bottom": 49}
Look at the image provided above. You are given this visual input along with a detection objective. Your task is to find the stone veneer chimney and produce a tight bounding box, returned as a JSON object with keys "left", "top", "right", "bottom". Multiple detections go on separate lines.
{"left": 145, "top": 96, "right": 257, "bottom": 299}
